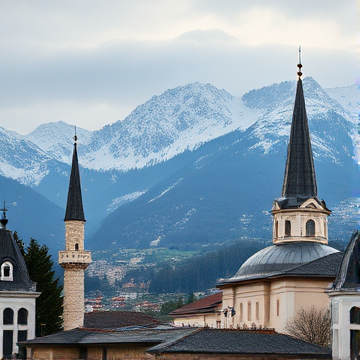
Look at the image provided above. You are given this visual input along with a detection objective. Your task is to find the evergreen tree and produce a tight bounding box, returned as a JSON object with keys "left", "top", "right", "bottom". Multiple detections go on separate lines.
{"left": 23, "top": 238, "right": 63, "bottom": 336}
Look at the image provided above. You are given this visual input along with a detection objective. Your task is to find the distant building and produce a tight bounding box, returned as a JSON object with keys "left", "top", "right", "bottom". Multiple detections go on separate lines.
{"left": 0, "top": 207, "right": 40, "bottom": 358}
{"left": 170, "top": 292, "right": 222, "bottom": 327}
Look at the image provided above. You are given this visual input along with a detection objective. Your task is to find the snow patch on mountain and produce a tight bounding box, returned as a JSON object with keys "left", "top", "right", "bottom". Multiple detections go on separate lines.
{"left": 325, "top": 84, "right": 360, "bottom": 124}
{"left": 148, "top": 178, "right": 184, "bottom": 203}
{"left": 107, "top": 191, "right": 147, "bottom": 212}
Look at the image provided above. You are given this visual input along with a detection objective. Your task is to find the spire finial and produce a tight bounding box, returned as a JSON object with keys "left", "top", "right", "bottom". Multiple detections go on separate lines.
{"left": 73, "top": 126, "right": 78, "bottom": 143}
{"left": 0, "top": 201, "right": 8, "bottom": 229}
{"left": 297, "top": 46, "right": 303, "bottom": 78}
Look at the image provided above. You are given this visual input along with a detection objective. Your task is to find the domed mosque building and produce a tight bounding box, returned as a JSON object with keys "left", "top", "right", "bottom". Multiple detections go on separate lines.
{"left": 216, "top": 60, "right": 343, "bottom": 332}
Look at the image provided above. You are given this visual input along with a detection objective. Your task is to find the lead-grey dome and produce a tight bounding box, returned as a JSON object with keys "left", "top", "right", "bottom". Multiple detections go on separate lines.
{"left": 232, "top": 242, "right": 339, "bottom": 281}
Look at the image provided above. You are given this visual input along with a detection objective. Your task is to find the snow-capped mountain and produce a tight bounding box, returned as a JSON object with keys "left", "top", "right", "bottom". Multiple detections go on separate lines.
{"left": 0, "top": 78, "right": 358, "bottom": 251}
{"left": 25, "top": 121, "right": 92, "bottom": 164}
{"left": 88, "top": 78, "right": 359, "bottom": 250}
{"left": 82, "top": 83, "right": 260, "bottom": 171}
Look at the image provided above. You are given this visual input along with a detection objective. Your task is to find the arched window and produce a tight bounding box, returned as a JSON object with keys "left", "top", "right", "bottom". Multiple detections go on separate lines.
{"left": 285, "top": 220, "right": 291, "bottom": 237}
{"left": 247, "top": 302, "right": 252, "bottom": 321}
{"left": 3, "top": 308, "right": 14, "bottom": 325}
{"left": 75, "top": 243, "right": 79, "bottom": 251}
{"left": 351, "top": 307, "right": 360, "bottom": 324}
{"left": 18, "top": 308, "right": 28, "bottom": 325}
{"left": 1, "top": 262, "right": 13, "bottom": 281}
{"left": 275, "top": 221, "right": 279, "bottom": 238}
{"left": 306, "top": 220, "right": 315, "bottom": 236}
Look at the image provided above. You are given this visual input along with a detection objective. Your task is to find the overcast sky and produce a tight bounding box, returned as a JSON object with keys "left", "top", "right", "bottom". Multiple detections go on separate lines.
{"left": 0, "top": 0, "right": 359, "bottom": 135}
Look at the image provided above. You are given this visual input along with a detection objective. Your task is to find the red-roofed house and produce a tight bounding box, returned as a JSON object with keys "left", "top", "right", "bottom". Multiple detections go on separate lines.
{"left": 170, "top": 292, "right": 222, "bottom": 328}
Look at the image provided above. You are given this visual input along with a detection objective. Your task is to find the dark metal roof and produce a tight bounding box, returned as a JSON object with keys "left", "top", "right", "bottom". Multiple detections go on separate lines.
{"left": 20, "top": 326, "right": 196, "bottom": 347}
{"left": 84, "top": 311, "right": 161, "bottom": 329}
{"left": 148, "top": 328, "right": 331, "bottom": 357}
{"left": 218, "top": 242, "right": 339, "bottom": 284}
{"left": 281, "top": 78, "right": 317, "bottom": 199}
{"left": 0, "top": 229, "right": 36, "bottom": 292}
{"left": 64, "top": 142, "right": 85, "bottom": 222}
{"left": 330, "top": 230, "right": 360, "bottom": 291}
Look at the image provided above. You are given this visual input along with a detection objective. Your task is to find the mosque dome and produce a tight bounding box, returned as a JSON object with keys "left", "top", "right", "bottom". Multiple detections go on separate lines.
{"left": 232, "top": 241, "right": 339, "bottom": 281}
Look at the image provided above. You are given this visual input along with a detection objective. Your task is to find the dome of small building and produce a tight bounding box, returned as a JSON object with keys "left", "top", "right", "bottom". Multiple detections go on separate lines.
{"left": 232, "top": 242, "right": 339, "bottom": 280}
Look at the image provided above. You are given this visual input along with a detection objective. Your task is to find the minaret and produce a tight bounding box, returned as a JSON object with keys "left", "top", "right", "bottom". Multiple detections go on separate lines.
{"left": 271, "top": 49, "right": 331, "bottom": 244}
{"left": 59, "top": 133, "right": 91, "bottom": 331}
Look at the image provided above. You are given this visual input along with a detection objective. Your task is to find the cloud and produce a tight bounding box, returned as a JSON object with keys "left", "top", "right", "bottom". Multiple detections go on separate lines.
{"left": 0, "top": 1, "right": 358, "bottom": 134}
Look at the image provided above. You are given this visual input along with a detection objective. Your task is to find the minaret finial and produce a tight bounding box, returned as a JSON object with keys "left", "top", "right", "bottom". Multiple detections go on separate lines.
{"left": 0, "top": 201, "right": 8, "bottom": 229}
{"left": 73, "top": 126, "right": 78, "bottom": 143}
{"left": 297, "top": 46, "right": 303, "bottom": 78}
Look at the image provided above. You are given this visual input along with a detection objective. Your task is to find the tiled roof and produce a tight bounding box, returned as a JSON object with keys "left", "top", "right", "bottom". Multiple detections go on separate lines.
{"left": 0, "top": 229, "right": 37, "bottom": 292}
{"left": 282, "top": 251, "right": 343, "bottom": 277}
{"left": 170, "top": 293, "right": 222, "bottom": 316}
{"left": 20, "top": 327, "right": 196, "bottom": 346}
{"left": 148, "top": 328, "right": 331, "bottom": 357}
{"left": 330, "top": 230, "right": 360, "bottom": 291}
{"left": 84, "top": 311, "right": 161, "bottom": 329}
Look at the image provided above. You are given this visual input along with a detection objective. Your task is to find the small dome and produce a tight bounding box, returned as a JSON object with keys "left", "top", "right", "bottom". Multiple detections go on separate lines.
{"left": 232, "top": 242, "right": 339, "bottom": 280}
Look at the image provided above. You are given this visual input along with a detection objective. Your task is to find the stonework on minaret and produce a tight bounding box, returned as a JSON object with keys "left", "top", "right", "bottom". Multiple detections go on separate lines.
{"left": 59, "top": 140, "right": 91, "bottom": 331}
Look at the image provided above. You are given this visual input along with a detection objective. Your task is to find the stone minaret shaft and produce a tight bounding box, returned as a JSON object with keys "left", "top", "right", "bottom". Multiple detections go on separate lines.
{"left": 59, "top": 140, "right": 91, "bottom": 331}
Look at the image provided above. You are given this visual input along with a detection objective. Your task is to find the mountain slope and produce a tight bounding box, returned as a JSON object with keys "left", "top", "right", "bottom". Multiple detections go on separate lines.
{"left": 89, "top": 78, "right": 358, "bottom": 250}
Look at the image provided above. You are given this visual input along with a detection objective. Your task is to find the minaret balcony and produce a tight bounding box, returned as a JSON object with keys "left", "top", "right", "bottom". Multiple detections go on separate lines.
{"left": 58, "top": 250, "right": 92, "bottom": 264}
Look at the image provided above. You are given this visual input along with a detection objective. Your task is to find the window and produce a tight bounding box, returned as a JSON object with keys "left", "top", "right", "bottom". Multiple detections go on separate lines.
{"left": 75, "top": 243, "right": 79, "bottom": 251}
{"left": 216, "top": 320, "right": 221, "bottom": 329}
{"left": 79, "top": 347, "right": 87, "bottom": 360}
{"left": 285, "top": 220, "right": 291, "bottom": 236}
{"left": 351, "top": 307, "right": 360, "bottom": 324}
{"left": 247, "top": 302, "right": 252, "bottom": 322}
{"left": 3, "top": 330, "right": 13, "bottom": 358}
{"left": 306, "top": 220, "right": 315, "bottom": 236}
{"left": 17, "top": 331, "right": 27, "bottom": 359}
{"left": 277, "top": 299, "right": 280, "bottom": 317}
{"left": 275, "top": 221, "right": 278, "bottom": 238}
{"left": 3, "top": 308, "right": 14, "bottom": 325}
{"left": 256, "top": 302, "right": 259, "bottom": 320}
{"left": 18, "top": 309, "right": 28, "bottom": 325}
{"left": 1, "top": 262, "right": 13, "bottom": 281}
{"left": 239, "top": 303, "right": 243, "bottom": 322}
{"left": 102, "top": 347, "right": 107, "bottom": 360}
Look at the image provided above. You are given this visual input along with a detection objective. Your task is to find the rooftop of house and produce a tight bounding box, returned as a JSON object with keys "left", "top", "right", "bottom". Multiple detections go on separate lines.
{"left": 83, "top": 310, "right": 162, "bottom": 329}
{"left": 0, "top": 228, "right": 37, "bottom": 292}
{"left": 170, "top": 292, "right": 222, "bottom": 316}
{"left": 148, "top": 328, "right": 331, "bottom": 357}
{"left": 20, "top": 326, "right": 331, "bottom": 358}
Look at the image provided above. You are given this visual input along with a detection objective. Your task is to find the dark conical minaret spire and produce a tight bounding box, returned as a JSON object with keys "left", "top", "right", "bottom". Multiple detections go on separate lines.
{"left": 271, "top": 49, "right": 330, "bottom": 245}
{"left": 64, "top": 129, "right": 85, "bottom": 221}
{"left": 281, "top": 49, "right": 317, "bottom": 198}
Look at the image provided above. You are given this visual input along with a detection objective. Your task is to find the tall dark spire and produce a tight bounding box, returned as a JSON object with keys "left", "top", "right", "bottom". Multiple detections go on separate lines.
{"left": 64, "top": 135, "right": 85, "bottom": 221}
{"left": 281, "top": 56, "right": 317, "bottom": 198}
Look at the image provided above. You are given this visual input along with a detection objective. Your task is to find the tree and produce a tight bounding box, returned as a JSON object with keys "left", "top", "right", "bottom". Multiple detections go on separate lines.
{"left": 23, "top": 238, "right": 63, "bottom": 336}
{"left": 285, "top": 306, "right": 331, "bottom": 348}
